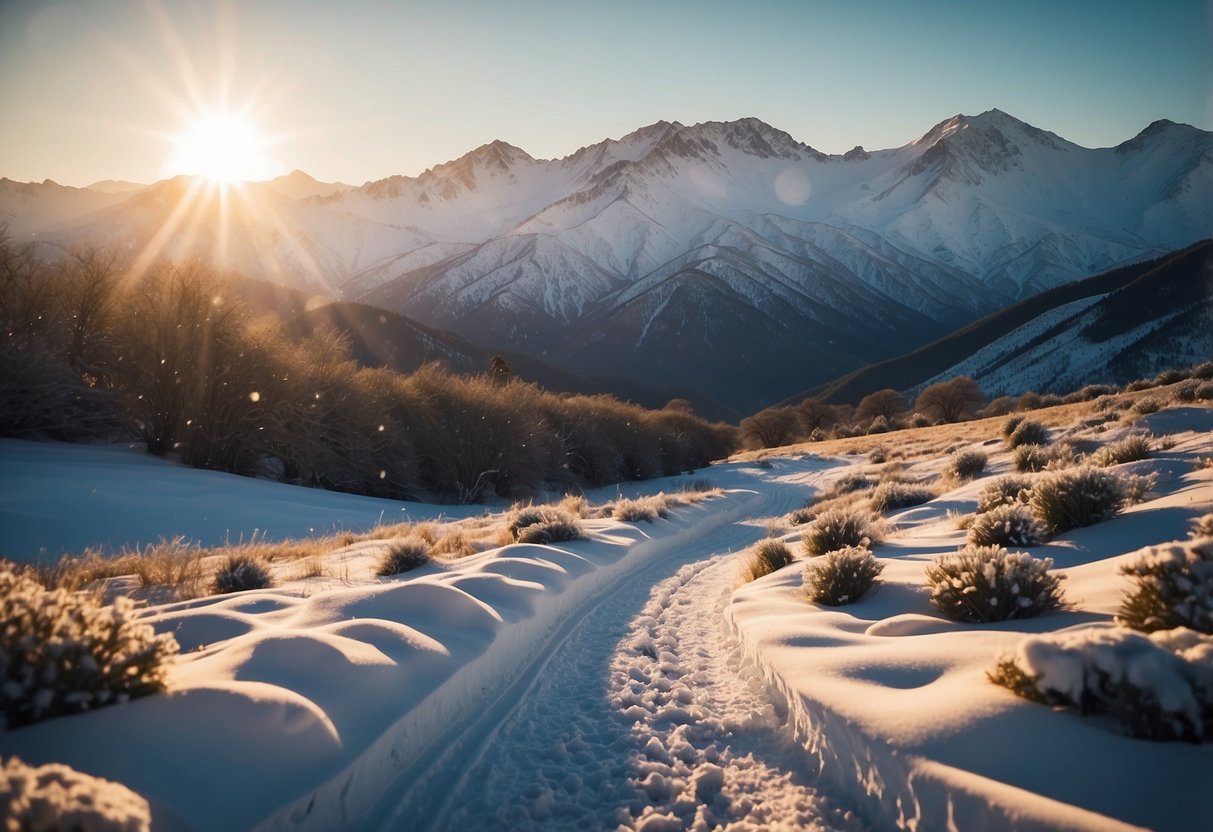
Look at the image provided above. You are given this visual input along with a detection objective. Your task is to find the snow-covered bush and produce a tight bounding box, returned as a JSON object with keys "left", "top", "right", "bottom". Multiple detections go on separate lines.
{"left": 925, "top": 545, "right": 1064, "bottom": 623}
{"left": 947, "top": 449, "right": 987, "bottom": 481}
{"left": 803, "top": 545, "right": 884, "bottom": 606}
{"left": 211, "top": 553, "right": 274, "bottom": 593}
{"left": 740, "top": 539, "right": 795, "bottom": 583}
{"left": 869, "top": 481, "right": 935, "bottom": 513}
{"left": 376, "top": 540, "right": 431, "bottom": 577}
{"left": 975, "top": 475, "right": 1034, "bottom": 514}
{"left": 1006, "top": 419, "right": 1050, "bottom": 449}
{"left": 967, "top": 504, "right": 1047, "bottom": 547}
{"left": 1091, "top": 435, "right": 1151, "bottom": 467}
{"left": 1191, "top": 513, "right": 1213, "bottom": 540}
{"left": 1117, "top": 536, "right": 1213, "bottom": 634}
{"left": 515, "top": 514, "right": 584, "bottom": 545}
{"left": 0, "top": 566, "right": 178, "bottom": 728}
{"left": 801, "top": 507, "right": 881, "bottom": 557}
{"left": 988, "top": 627, "right": 1213, "bottom": 742}
{"left": 1029, "top": 466, "right": 1128, "bottom": 535}
{"left": 0, "top": 756, "right": 152, "bottom": 832}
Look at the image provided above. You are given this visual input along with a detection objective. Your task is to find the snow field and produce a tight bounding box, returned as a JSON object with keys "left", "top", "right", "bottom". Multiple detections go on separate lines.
{"left": 727, "top": 408, "right": 1213, "bottom": 831}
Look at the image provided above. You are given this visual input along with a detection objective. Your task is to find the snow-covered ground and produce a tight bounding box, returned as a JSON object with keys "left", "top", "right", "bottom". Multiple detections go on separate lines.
{"left": 2, "top": 407, "right": 1212, "bottom": 831}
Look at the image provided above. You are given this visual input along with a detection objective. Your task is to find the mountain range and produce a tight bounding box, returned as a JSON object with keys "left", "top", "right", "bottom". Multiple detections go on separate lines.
{"left": 4, "top": 109, "right": 1210, "bottom": 414}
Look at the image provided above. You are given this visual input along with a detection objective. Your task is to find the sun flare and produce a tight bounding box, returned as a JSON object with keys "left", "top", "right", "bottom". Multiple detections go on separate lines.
{"left": 166, "top": 110, "right": 279, "bottom": 184}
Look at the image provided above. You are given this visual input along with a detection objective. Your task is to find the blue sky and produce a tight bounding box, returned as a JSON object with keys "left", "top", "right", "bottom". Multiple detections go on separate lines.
{"left": 1, "top": 0, "right": 1208, "bottom": 186}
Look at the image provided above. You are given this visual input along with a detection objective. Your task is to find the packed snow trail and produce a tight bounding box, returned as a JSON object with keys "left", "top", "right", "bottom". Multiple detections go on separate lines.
{"left": 379, "top": 501, "right": 863, "bottom": 831}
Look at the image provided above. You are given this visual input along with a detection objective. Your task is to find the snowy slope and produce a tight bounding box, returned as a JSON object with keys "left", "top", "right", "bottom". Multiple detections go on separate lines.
{"left": 2, "top": 406, "right": 1212, "bottom": 831}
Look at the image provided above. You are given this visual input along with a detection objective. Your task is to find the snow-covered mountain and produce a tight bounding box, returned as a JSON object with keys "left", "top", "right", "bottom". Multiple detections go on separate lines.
{"left": 6, "top": 110, "right": 1211, "bottom": 411}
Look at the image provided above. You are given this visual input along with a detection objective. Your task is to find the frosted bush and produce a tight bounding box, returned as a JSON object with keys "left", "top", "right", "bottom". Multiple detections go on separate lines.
{"left": 1006, "top": 419, "right": 1050, "bottom": 449}
{"left": 375, "top": 539, "right": 431, "bottom": 577}
{"left": 211, "top": 553, "right": 274, "bottom": 594}
{"left": 988, "top": 627, "right": 1213, "bottom": 742}
{"left": 0, "top": 756, "right": 152, "bottom": 832}
{"left": 1090, "top": 435, "right": 1151, "bottom": 467}
{"left": 804, "top": 545, "right": 884, "bottom": 606}
{"left": 967, "top": 504, "right": 1046, "bottom": 547}
{"left": 802, "top": 506, "right": 881, "bottom": 557}
{"left": 1029, "top": 466, "right": 1128, "bottom": 535}
{"left": 869, "top": 481, "right": 935, "bottom": 513}
{"left": 740, "top": 539, "right": 795, "bottom": 583}
{"left": 1117, "top": 536, "right": 1213, "bottom": 634}
{"left": 925, "top": 544, "right": 1064, "bottom": 623}
{"left": 947, "top": 449, "right": 987, "bottom": 481}
{"left": 975, "top": 475, "right": 1034, "bottom": 513}
{"left": 0, "top": 566, "right": 178, "bottom": 728}
{"left": 1012, "top": 444, "right": 1050, "bottom": 473}
{"left": 1191, "top": 513, "right": 1213, "bottom": 540}
{"left": 1000, "top": 414, "right": 1025, "bottom": 439}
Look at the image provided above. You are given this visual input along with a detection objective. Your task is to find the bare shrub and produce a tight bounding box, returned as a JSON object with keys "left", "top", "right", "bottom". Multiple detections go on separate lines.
{"left": 1000, "top": 414, "right": 1025, "bottom": 439}
{"left": 803, "top": 545, "right": 884, "bottom": 605}
{"left": 869, "top": 481, "right": 935, "bottom": 513}
{"left": 1006, "top": 419, "right": 1050, "bottom": 449}
{"left": 1130, "top": 396, "right": 1162, "bottom": 417}
{"left": 1013, "top": 444, "right": 1052, "bottom": 473}
{"left": 925, "top": 545, "right": 1064, "bottom": 623}
{"left": 1030, "top": 466, "right": 1130, "bottom": 535}
{"left": 0, "top": 565, "right": 178, "bottom": 728}
{"left": 740, "top": 539, "right": 795, "bottom": 583}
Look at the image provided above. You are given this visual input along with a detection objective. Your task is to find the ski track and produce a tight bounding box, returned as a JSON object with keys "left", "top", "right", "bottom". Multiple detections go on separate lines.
{"left": 401, "top": 491, "right": 863, "bottom": 832}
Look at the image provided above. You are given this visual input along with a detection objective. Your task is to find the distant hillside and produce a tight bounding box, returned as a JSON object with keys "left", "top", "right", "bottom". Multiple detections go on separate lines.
{"left": 283, "top": 301, "right": 737, "bottom": 420}
{"left": 802, "top": 240, "right": 1213, "bottom": 405}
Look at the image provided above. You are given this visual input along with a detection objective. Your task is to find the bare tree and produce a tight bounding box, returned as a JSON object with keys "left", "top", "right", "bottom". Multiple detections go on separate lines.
{"left": 915, "top": 377, "right": 985, "bottom": 423}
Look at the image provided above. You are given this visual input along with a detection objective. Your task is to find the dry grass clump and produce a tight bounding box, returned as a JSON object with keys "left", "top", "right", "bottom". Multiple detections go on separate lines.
{"left": 1129, "top": 396, "right": 1163, "bottom": 418}
{"left": 801, "top": 506, "right": 882, "bottom": 557}
{"left": 611, "top": 489, "right": 719, "bottom": 522}
{"left": 803, "top": 545, "right": 884, "bottom": 606}
{"left": 1090, "top": 435, "right": 1152, "bottom": 467}
{"left": 515, "top": 512, "right": 584, "bottom": 545}
{"left": 375, "top": 539, "right": 432, "bottom": 578}
{"left": 1012, "top": 441, "right": 1079, "bottom": 473}
{"left": 740, "top": 539, "right": 795, "bottom": 583}
{"left": 926, "top": 545, "right": 1065, "bottom": 623}
{"left": 211, "top": 553, "right": 274, "bottom": 594}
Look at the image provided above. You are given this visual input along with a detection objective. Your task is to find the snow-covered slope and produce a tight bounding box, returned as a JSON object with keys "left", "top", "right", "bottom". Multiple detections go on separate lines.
{"left": 6, "top": 110, "right": 1211, "bottom": 411}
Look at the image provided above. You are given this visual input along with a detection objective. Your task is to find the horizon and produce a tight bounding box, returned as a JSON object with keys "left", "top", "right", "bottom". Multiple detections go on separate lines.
{"left": 1, "top": 0, "right": 1209, "bottom": 187}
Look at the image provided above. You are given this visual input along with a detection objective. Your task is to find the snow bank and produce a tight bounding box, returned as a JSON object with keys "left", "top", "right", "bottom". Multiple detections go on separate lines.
{"left": 0, "top": 484, "right": 760, "bottom": 831}
{"left": 0, "top": 439, "right": 477, "bottom": 562}
{"left": 726, "top": 409, "right": 1213, "bottom": 831}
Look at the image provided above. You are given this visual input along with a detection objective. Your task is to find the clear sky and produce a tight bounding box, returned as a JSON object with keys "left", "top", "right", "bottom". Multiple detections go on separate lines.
{"left": 1, "top": 0, "right": 1209, "bottom": 187}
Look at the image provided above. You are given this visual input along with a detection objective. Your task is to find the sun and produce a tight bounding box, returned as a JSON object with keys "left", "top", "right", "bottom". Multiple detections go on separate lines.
{"left": 166, "top": 110, "right": 278, "bottom": 184}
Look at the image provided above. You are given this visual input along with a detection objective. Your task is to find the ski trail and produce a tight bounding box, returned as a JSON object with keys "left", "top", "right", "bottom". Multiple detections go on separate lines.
{"left": 418, "top": 511, "right": 862, "bottom": 831}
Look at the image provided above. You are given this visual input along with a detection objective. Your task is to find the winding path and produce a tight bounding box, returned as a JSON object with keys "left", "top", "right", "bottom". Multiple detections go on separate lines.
{"left": 377, "top": 479, "right": 863, "bottom": 831}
